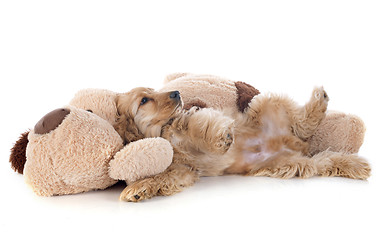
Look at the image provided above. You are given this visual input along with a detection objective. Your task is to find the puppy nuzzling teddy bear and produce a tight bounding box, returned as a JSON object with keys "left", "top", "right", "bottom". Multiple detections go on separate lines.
{"left": 9, "top": 73, "right": 369, "bottom": 198}
{"left": 10, "top": 89, "right": 173, "bottom": 196}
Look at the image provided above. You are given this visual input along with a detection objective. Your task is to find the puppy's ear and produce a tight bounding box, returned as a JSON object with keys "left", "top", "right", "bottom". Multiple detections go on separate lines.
{"left": 114, "top": 115, "right": 143, "bottom": 144}
{"left": 114, "top": 96, "right": 144, "bottom": 144}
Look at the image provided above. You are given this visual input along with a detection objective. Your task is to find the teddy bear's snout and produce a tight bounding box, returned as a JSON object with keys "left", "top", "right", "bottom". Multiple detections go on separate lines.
{"left": 34, "top": 108, "right": 71, "bottom": 134}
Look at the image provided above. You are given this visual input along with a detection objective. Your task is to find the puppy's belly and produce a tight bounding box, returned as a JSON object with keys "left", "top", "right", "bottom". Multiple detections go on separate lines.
{"left": 198, "top": 153, "right": 236, "bottom": 176}
{"left": 242, "top": 138, "right": 279, "bottom": 166}
{"left": 226, "top": 136, "right": 291, "bottom": 174}
{"left": 243, "top": 150, "right": 275, "bottom": 164}
{"left": 170, "top": 138, "right": 235, "bottom": 177}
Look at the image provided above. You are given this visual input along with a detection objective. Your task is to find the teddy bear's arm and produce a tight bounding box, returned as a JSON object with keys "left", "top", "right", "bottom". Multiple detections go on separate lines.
{"left": 109, "top": 137, "right": 173, "bottom": 183}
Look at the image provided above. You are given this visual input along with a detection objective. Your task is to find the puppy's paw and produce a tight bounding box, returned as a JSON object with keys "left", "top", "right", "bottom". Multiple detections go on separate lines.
{"left": 340, "top": 157, "right": 371, "bottom": 180}
{"left": 173, "top": 106, "right": 201, "bottom": 131}
{"left": 187, "top": 106, "right": 201, "bottom": 114}
{"left": 199, "top": 110, "right": 235, "bottom": 154}
{"left": 216, "top": 129, "right": 234, "bottom": 154}
{"left": 312, "top": 86, "right": 329, "bottom": 107}
{"left": 119, "top": 179, "right": 156, "bottom": 202}
{"left": 211, "top": 124, "right": 234, "bottom": 154}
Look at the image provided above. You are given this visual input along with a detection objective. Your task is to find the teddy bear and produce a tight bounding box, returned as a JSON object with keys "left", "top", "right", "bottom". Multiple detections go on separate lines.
{"left": 10, "top": 73, "right": 366, "bottom": 197}
{"left": 9, "top": 89, "right": 173, "bottom": 196}
{"left": 160, "top": 73, "right": 366, "bottom": 156}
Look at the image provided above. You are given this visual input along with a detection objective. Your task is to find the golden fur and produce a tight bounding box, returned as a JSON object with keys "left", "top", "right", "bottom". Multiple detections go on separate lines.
{"left": 114, "top": 87, "right": 371, "bottom": 202}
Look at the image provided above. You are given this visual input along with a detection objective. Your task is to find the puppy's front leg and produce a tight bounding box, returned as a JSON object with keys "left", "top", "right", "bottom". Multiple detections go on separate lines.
{"left": 174, "top": 107, "right": 235, "bottom": 154}
{"left": 120, "top": 163, "right": 199, "bottom": 202}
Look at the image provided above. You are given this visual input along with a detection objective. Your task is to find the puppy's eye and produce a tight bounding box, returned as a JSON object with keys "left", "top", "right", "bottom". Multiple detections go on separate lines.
{"left": 140, "top": 97, "right": 149, "bottom": 105}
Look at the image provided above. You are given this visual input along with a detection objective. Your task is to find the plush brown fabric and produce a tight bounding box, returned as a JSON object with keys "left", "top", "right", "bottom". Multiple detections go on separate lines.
{"left": 235, "top": 81, "right": 260, "bottom": 112}
{"left": 9, "top": 131, "right": 30, "bottom": 174}
{"left": 34, "top": 108, "right": 70, "bottom": 134}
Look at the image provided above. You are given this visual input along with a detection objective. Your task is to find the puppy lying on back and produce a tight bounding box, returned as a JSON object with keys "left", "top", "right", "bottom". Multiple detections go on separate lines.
{"left": 114, "top": 88, "right": 235, "bottom": 183}
{"left": 114, "top": 87, "right": 370, "bottom": 202}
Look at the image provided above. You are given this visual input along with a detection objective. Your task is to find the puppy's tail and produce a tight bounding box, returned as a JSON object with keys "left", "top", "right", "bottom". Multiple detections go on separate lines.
{"left": 10, "top": 131, "right": 30, "bottom": 174}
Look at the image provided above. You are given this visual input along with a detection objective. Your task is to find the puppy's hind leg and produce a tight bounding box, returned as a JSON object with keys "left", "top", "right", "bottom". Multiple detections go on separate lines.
{"left": 312, "top": 150, "right": 371, "bottom": 180}
{"left": 247, "top": 152, "right": 320, "bottom": 179}
{"left": 291, "top": 87, "right": 329, "bottom": 140}
{"left": 246, "top": 150, "right": 371, "bottom": 180}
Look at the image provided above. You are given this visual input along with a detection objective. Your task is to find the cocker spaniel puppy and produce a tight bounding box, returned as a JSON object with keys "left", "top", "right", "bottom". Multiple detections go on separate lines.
{"left": 114, "top": 87, "right": 370, "bottom": 202}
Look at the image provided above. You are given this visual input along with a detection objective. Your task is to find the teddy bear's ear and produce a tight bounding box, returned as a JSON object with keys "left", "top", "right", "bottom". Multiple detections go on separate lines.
{"left": 114, "top": 113, "right": 143, "bottom": 145}
{"left": 10, "top": 131, "right": 30, "bottom": 174}
{"left": 235, "top": 81, "right": 261, "bottom": 112}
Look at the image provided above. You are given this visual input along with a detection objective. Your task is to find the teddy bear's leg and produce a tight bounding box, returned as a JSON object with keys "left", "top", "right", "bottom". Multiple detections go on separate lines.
{"left": 119, "top": 163, "right": 199, "bottom": 202}
{"left": 307, "top": 112, "right": 366, "bottom": 155}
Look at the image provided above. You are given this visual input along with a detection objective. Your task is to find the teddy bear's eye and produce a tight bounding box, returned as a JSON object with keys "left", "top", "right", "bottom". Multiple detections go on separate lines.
{"left": 140, "top": 97, "right": 149, "bottom": 105}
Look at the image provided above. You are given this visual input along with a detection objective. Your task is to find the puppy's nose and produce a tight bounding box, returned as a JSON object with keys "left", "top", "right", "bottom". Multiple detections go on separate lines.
{"left": 169, "top": 91, "right": 180, "bottom": 101}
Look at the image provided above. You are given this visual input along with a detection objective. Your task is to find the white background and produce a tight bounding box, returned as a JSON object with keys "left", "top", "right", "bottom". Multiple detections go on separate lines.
{"left": 1, "top": 1, "right": 382, "bottom": 239}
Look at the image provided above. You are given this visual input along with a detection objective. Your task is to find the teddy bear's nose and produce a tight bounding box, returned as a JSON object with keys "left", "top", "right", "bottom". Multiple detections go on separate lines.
{"left": 169, "top": 91, "right": 180, "bottom": 101}
{"left": 34, "top": 108, "right": 71, "bottom": 134}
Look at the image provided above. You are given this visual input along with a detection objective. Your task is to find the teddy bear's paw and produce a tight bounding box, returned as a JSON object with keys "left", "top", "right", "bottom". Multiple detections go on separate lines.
{"left": 119, "top": 179, "right": 157, "bottom": 202}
